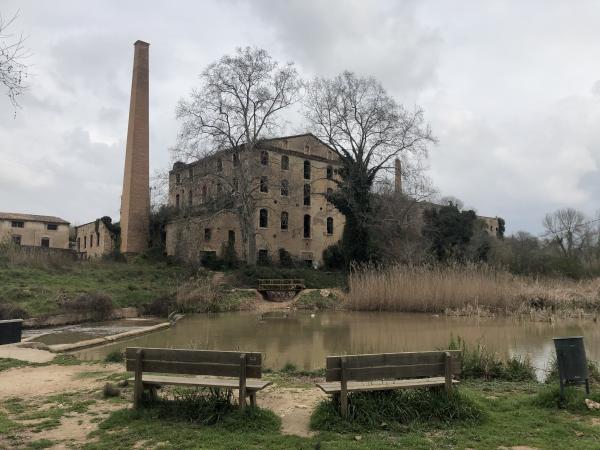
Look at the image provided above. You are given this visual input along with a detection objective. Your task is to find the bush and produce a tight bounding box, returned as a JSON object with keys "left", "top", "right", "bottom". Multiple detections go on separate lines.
{"left": 544, "top": 358, "right": 600, "bottom": 384}
{"left": 323, "top": 242, "right": 345, "bottom": 270}
{"left": 104, "top": 349, "right": 125, "bottom": 363}
{"left": 61, "top": 292, "right": 114, "bottom": 320}
{"left": 535, "top": 385, "right": 600, "bottom": 412}
{"left": 221, "top": 241, "right": 239, "bottom": 269}
{"left": 311, "top": 388, "right": 483, "bottom": 432}
{"left": 142, "top": 295, "right": 174, "bottom": 317}
{"left": 200, "top": 252, "right": 223, "bottom": 270}
{"left": 257, "top": 250, "right": 271, "bottom": 267}
{"left": 0, "top": 302, "right": 29, "bottom": 320}
{"left": 295, "top": 290, "right": 340, "bottom": 310}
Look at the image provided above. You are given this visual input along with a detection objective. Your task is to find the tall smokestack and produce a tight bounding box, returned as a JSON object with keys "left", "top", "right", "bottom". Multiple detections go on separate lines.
{"left": 394, "top": 158, "right": 402, "bottom": 195}
{"left": 120, "top": 40, "right": 150, "bottom": 254}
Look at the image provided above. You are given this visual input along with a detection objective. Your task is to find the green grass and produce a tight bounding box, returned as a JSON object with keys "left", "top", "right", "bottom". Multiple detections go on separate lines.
{"left": 295, "top": 290, "right": 341, "bottom": 310}
{"left": 0, "top": 260, "right": 189, "bottom": 316}
{"left": 0, "top": 357, "right": 30, "bottom": 372}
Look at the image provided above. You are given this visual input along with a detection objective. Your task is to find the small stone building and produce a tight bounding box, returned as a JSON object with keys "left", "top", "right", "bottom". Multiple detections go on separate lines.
{"left": 165, "top": 134, "right": 345, "bottom": 266}
{"left": 0, "top": 212, "right": 70, "bottom": 249}
{"left": 75, "top": 217, "right": 119, "bottom": 259}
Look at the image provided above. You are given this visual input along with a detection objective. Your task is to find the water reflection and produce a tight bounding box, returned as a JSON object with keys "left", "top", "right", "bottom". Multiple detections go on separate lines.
{"left": 76, "top": 312, "right": 600, "bottom": 378}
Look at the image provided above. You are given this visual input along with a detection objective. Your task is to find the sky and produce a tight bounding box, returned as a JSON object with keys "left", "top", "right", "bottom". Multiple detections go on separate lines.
{"left": 1, "top": 0, "right": 600, "bottom": 233}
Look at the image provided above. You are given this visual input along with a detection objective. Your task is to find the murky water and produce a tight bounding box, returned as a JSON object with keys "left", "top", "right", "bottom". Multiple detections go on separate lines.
{"left": 75, "top": 311, "right": 600, "bottom": 379}
{"left": 23, "top": 318, "right": 163, "bottom": 345}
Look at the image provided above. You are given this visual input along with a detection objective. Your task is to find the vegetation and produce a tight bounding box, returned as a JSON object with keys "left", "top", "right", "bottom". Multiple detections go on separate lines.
{"left": 234, "top": 265, "right": 346, "bottom": 289}
{"left": 294, "top": 289, "right": 341, "bottom": 310}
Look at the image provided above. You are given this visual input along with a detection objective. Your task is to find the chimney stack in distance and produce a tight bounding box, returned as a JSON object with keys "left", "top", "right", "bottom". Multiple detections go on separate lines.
{"left": 120, "top": 40, "right": 150, "bottom": 254}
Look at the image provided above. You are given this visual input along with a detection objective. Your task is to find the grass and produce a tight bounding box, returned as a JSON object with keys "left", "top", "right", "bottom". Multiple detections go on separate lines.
{"left": 0, "top": 357, "right": 30, "bottom": 372}
{"left": 294, "top": 289, "right": 341, "bottom": 310}
{"left": 0, "top": 256, "right": 189, "bottom": 317}
{"left": 104, "top": 349, "right": 125, "bottom": 363}
{"left": 535, "top": 385, "right": 600, "bottom": 412}
{"left": 347, "top": 263, "right": 600, "bottom": 316}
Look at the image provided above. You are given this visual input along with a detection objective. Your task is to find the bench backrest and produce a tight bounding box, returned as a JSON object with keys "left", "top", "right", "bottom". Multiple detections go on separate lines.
{"left": 125, "top": 347, "right": 263, "bottom": 378}
{"left": 325, "top": 350, "right": 462, "bottom": 382}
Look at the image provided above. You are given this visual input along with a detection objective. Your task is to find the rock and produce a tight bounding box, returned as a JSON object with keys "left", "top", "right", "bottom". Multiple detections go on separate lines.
{"left": 586, "top": 399, "right": 600, "bottom": 410}
{"left": 354, "top": 435, "right": 362, "bottom": 441}
{"left": 320, "top": 289, "right": 331, "bottom": 297}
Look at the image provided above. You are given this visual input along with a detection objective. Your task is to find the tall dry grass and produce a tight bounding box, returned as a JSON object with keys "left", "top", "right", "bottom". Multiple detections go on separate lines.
{"left": 347, "top": 264, "right": 600, "bottom": 316}
{"left": 0, "top": 242, "right": 76, "bottom": 271}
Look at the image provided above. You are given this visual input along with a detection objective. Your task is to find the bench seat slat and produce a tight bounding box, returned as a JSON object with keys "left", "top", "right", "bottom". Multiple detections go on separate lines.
{"left": 125, "top": 348, "right": 262, "bottom": 365}
{"left": 129, "top": 375, "right": 272, "bottom": 391}
{"left": 125, "top": 360, "right": 261, "bottom": 378}
{"left": 326, "top": 350, "right": 462, "bottom": 369}
{"left": 326, "top": 362, "right": 462, "bottom": 382}
{"left": 316, "top": 377, "right": 459, "bottom": 394}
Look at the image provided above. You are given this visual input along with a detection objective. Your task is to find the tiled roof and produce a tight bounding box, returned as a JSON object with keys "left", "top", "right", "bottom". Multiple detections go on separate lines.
{"left": 0, "top": 212, "right": 70, "bottom": 225}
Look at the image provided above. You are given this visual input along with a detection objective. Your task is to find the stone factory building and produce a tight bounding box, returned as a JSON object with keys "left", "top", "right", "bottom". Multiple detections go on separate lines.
{"left": 165, "top": 134, "right": 345, "bottom": 266}
{"left": 75, "top": 217, "right": 119, "bottom": 259}
{"left": 0, "top": 212, "right": 70, "bottom": 249}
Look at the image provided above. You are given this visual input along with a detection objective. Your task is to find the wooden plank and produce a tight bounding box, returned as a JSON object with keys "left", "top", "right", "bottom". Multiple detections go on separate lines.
{"left": 128, "top": 375, "right": 271, "bottom": 391}
{"left": 444, "top": 352, "right": 452, "bottom": 393}
{"left": 326, "top": 350, "right": 461, "bottom": 369}
{"left": 326, "top": 362, "right": 461, "bottom": 382}
{"left": 125, "top": 347, "right": 262, "bottom": 366}
{"left": 317, "top": 377, "right": 460, "bottom": 394}
{"left": 340, "top": 356, "right": 348, "bottom": 419}
{"left": 125, "top": 360, "right": 261, "bottom": 378}
{"left": 239, "top": 353, "right": 247, "bottom": 410}
{"left": 133, "top": 349, "right": 143, "bottom": 409}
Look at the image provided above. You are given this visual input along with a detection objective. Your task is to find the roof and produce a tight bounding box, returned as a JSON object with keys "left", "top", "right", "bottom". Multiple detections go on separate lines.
{"left": 0, "top": 212, "right": 70, "bottom": 225}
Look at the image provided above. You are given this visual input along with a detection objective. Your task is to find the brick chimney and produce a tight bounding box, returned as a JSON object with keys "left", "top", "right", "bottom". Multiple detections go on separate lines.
{"left": 120, "top": 40, "right": 150, "bottom": 254}
{"left": 394, "top": 158, "right": 402, "bottom": 195}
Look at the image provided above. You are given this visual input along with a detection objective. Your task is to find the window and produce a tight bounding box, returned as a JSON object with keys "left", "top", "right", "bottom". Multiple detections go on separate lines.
{"left": 77, "top": 238, "right": 81, "bottom": 250}
{"left": 11, "top": 221, "right": 24, "bottom": 228}
{"left": 259, "top": 208, "right": 268, "bottom": 228}
{"left": 303, "top": 214, "right": 311, "bottom": 238}
{"left": 188, "top": 190, "right": 193, "bottom": 207}
{"left": 304, "top": 144, "right": 311, "bottom": 154}
{"left": 281, "top": 211, "right": 289, "bottom": 230}
{"left": 90, "top": 235, "right": 93, "bottom": 248}
{"left": 188, "top": 167, "right": 193, "bottom": 179}
{"left": 233, "top": 153, "right": 239, "bottom": 166}
{"left": 12, "top": 235, "right": 21, "bottom": 245}
{"left": 326, "top": 187, "right": 333, "bottom": 203}
{"left": 281, "top": 155, "right": 289, "bottom": 170}
{"left": 326, "top": 165, "right": 333, "bottom": 179}
{"left": 260, "top": 150, "right": 269, "bottom": 166}
{"left": 303, "top": 184, "right": 311, "bottom": 206}
{"left": 204, "top": 228, "right": 212, "bottom": 241}
{"left": 260, "top": 176, "right": 268, "bottom": 193}
{"left": 84, "top": 236, "right": 87, "bottom": 249}
{"left": 303, "top": 160, "right": 311, "bottom": 179}
{"left": 258, "top": 249, "right": 269, "bottom": 263}
{"left": 327, "top": 217, "right": 334, "bottom": 235}
{"left": 176, "top": 173, "right": 181, "bottom": 184}
{"left": 175, "top": 194, "right": 180, "bottom": 208}
{"left": 47, "top": 223, "right": 58, "bottom": 231}
{"left": 328, "top": 150, "right": 333, "bottom": 160}
{"left": 97, "top": 233, "right": 100, "bottom": 246}
{"left": 280, "top": 179, "right": 289, "bottom": 196}
{"left": 228, "top": 230, "right": 235, "bottom": 244}
{"left": 202, "top": 185, "right": 208, "bottom": 202}
{"left": 41, "top": 237, "right": 50, "bottom": 248}
{"left": 216, "top": 157, "right": 223, "bottom": 172}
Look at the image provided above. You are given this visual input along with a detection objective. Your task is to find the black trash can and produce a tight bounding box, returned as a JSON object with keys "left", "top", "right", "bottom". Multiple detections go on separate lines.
{"left": 553, "top": 336, "right": 589, "bottom": 396}
{"left": 0, "top": 319, "right": 23, "bottom": 345}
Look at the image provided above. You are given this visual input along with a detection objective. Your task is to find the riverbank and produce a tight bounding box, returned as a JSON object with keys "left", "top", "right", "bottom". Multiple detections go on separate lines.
{"left": 1, "top": 358, "right": 600, "bottom": 449}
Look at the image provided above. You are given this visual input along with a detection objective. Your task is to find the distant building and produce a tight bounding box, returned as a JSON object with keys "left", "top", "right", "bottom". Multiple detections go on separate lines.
{"left": 0, "top": 212, "right": 70, "bottom": 249}
{"left": 165, "top": 134, "right": 345, "bottom": 266}
{"left": 75, "top": 217, "right": 119, "bottom": 259}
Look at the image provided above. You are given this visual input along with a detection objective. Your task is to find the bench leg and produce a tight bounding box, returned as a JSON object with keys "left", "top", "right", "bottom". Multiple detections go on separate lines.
{"left": 249, "top": 392, "right": 256, "bottom": 408}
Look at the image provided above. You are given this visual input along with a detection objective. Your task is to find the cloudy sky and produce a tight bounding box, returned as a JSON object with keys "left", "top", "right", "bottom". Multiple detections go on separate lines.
{"left": 1, "top": 0, "right": 599, "bottom": 233}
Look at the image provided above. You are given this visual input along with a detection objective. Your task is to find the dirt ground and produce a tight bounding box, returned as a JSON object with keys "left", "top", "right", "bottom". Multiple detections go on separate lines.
{"left": 0, "top": 361, "right": 323, "bottom": 449}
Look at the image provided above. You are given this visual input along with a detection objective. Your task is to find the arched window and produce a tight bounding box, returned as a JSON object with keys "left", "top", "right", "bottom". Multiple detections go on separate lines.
{"left": 303, "top": 184, "right": 311, "bottom": 206}
{"left": 260, "top": 150, "right": 269, "bottom": 166}
{"left": 41, "top": 237, "right": 50, "bottom": 248}
{"left": 303, "top": 214, "right": 311, "bottom": 238}
{"left": 281, "top": 155, "right": 289, "bottom": 170}
{"left": 281, "top": 211, "right": 289, "bottom": 230}
{"left": 260, "top": 176, "right": 268, "bottom": 193}
{"left": 303, "top": 160, "right": 311, "bottom": 179}
{"left": 326, "top": 217, "right": 334, "bottom": 235}
{"left": 216, "top": 157, "right": 223, "bottom": 172}
{"left": 326, "top": 165, "right": 333, "bottom": 179}
{"left": 280, "top": 179, "right": 289, "bottom": 196}
{"left": 259, "top": 208, "right": 268, "bottom": 228}
{"left": 176, "top": 172, "right": 181, "bottom": 184}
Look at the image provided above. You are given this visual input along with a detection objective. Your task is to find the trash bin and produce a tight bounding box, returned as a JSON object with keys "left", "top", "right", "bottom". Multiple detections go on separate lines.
{"left": 0, "top": 319, "right": 23, "bottom": 345}
{"left": 553, "top": 336, "right": 589, "bottom": 396}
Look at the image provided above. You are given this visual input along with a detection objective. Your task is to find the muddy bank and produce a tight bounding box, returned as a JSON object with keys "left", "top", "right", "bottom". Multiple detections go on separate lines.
{"left": 23, "top": 307, "right": 140, "bottom": 328}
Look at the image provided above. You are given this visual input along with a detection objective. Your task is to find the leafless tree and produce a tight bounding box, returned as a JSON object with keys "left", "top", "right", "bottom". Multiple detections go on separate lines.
{"left": 173, "top": 47, "right": 301, "bottom": 262}
{"left": 0, "top": 11, "right": 28, "bottom": 110}
{"left": 542, "top": 208, "right": 591, "bottom": 258}
{"left": 304, "top": 71, "right": 435, "bottom": 263}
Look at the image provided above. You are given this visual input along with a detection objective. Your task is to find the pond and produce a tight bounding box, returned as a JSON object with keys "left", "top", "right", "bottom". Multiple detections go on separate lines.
{"left": 75, "top": 311, "right": 600, "bottom": 379}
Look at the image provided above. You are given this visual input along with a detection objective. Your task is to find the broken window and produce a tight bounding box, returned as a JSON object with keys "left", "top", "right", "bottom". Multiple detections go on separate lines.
{"left": 260, "top": 176, "right": 268, "bottom": 193}
{"left": 259, "top": 209, "right": 268, "bottom": 228}
{"left": 260, "top": 150, "right": 269, "bottom": 166}
{"left": 326, "top": 165, "right": 333, "bottom": 179}
{"left": 204, "top": 228, "right": 212, "bottom": 241}
{"left": 303, "top": 214, "right": 311, "bottom": 238}
{"left": 303, "top": 160, "right": 311, "bottom": 179}
{"left": 11, "top": 221, "right": 24, "bottom": 228}
{"left": 327, "top": 217, "right": 334, "bottom": 235}
{"left": 41, "top": 237, "right": 50, "bottom": 248}
{"left": 281, "top": 155, "right": 289, "bottom": 170}
{"left": 281, "top": 211, "right": 289, "bottom": 230}
{"left": 281, "top": 179, "right": 289, "bottom": 196}
{"left": 175, "top": 194, "right": 180, "bottom": 208}
{"left": 47, "top": 223, "right": 58, "bottom": 231}
{"left": 228, "top": 230, "right": 235, "bottom": 243}
{"left": 303, "top": 184, "right": 311, "bottom": 206}
{"left": 188, "top": 190, "right": 193, "bottom": 207}
{"left": 12, "top": 235, "right": 21, "bottom": 245}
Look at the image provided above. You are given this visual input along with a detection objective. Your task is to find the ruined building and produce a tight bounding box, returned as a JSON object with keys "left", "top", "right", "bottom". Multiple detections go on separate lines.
{"left": 0, "top": 212, "right": 70, "bottom": 249}
{"left": 120, "top": 40, "right": 150, "bottom": 255}
{"left": 75, "top": 217, "right": 119, "bottom": 259}
{"left": 165, "top": 134, "right": 345, "bottom": 266}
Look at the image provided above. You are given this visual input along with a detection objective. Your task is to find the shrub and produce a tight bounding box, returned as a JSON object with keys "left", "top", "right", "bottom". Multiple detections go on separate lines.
{"left": 535, "top": 385, "right": 600, "bottom": 412}
{"left": 221, "top": 241, "right": 239, "bottom": 269}
{"left": 311, "top": 388, "right": 483, "bottom": 432}
{"left": 104, "top": 350, "right": 124, "bottom": 363}
{"left": 200, "top": 252, "right": 223, "bottom": 270}
{"left": 0, "top": 302, "right": 29, "bottom": 320}
{"left": 142, "top": 295, "right": 174, "bottom": 317}
{"left": 544, "top": 358, "right": 600, "bottom": 384}
{"left": 61, "top": 292, "right": 114, "bottom": 320}
{"left": 323, "top": 242, "right": 345, "bottom": 270}
{"left": 295, "top": 290, "right": 340, "bottom": 310}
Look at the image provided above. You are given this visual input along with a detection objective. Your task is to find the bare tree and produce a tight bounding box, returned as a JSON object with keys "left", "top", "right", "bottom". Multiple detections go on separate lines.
{"left": 174, "top": 47, "right": 301, "bottom": 262}
{"left": 305, "top": 71, "right": 435, "bottom": 263}
{"left": 542, "top": 208, "right": 590, "bottom": 258}
{"left": 0, "top": 11, "right": 28, "bottom": 110}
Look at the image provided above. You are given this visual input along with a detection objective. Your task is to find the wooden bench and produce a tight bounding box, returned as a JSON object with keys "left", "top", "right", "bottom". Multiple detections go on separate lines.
{"left": 316, "top": 350, "right": 462, "bottom": 418}
{"left": 125, "top": 347, "right": 271, "bottom": 410}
